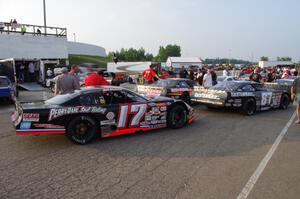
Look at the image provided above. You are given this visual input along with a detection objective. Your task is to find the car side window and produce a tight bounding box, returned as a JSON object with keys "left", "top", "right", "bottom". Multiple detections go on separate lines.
{"left": 91, "top": 93, "right": 106, "bottom": 105}
{"left": 103, "top": 90, "right": 148, "bottom": 104}
{"left": 178, "top": 81, "right": 189, "bottom": 88}
{"left": 241, "top": 85, "right": 255, "bottom": 92}
{"left": 78, "top": 94, "right": 93, "bottom": 106}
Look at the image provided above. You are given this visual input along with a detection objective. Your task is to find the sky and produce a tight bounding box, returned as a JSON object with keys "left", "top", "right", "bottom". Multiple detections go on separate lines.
{"left": 0, "top": 0, "right": 300, "bottom": 61}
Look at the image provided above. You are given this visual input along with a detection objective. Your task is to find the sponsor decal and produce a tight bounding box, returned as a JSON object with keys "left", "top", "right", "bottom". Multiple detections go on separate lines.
{"left": 101, "top": 120, "right": 116, "bottom": 125}
{"left": 170, "top": 88, "right": 190, "bottom": 92}
{"left": 194, "top": 93, "right": 221, "bottom": 99}
{"left": 160, "top": 106, "right": 167, "bottom": 111}
{"left": 106, "top": 112, "right": 115, "bottom": 120}
{"left": 161, "top": 115, "right": 167, "bottom": 120}
{"left": 20, "top": 122, "right": 31, "bottom": 129}
{"left": 33, "top": 123, "right": 64, "bottom": 129}
{"left": 102, "top": 88, "right": 122, "bottom": 92}
{"left": 231, "top": 92, "right": 255, "bottom": 97}
{"left": 151, "top": 107, "right": 161, "bottom": 114}
{"left": 48, "top": 106, "right": 107, "bottom": 121}
{"left": 155, "top": 103, "right": 167, "bottom": 107}
{"left": 23, "top": 113, "right": 40, "bottom": 122}
{"left": 145, "top": 115, "right": 152, "bottom": 121}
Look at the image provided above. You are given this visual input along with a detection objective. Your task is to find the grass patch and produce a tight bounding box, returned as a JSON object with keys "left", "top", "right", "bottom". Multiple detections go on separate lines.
{"left": 69, "top": 54, "right": 110, "bottom": 68}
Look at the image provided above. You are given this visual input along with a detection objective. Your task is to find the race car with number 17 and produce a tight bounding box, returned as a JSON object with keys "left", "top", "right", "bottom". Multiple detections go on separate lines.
{"left": 11, "top": 86, "right": 196, "bottom": 144}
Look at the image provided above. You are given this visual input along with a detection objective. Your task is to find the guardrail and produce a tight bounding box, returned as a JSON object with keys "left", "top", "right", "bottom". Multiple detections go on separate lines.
{"left": 0, "top": 22, "right": 67, "bottom": 37}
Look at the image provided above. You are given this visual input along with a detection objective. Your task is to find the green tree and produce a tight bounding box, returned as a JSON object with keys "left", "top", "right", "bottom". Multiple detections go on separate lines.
{"left": 108, "top": 47, "right": 154, "bottom": 62}
{"left": 155, "top": 44, "right": 181, "bottom": 62}
{"left": 260, "top": 56, "right": 269, "bottom": 61}
{"left": 277, "top": 56, "right": 292, "bottom": 61}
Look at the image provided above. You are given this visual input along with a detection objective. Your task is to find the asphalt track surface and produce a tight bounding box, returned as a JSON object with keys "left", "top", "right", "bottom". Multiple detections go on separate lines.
{"left": 0, "top": 91, "right": 299, "bottom": 199}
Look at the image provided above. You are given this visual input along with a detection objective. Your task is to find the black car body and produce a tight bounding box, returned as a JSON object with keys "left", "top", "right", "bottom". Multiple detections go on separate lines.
{"left": 11, "top": 86, "right": 196, "bottom": 144}
{"left": 136, "top": 78, "right": 196, "bottom": 104}
{"left": 191, "top": 81, "right": 290, "bottom": 115}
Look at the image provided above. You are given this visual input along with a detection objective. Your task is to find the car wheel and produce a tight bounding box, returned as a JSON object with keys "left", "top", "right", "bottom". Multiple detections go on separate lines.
{"left": 167, "top": 105, "right": 187, "bottom": 129}
{"left": 280, "top": 93, "right": 290, "bottom": 109}
{"left": 243, "top": 98, "right": 256, "bottom": 116}
{"left": 66, "top": 115, "right": 99, "bottom": 144}
{"left": 181, "top": 93, "right": 191, "bottom": 104}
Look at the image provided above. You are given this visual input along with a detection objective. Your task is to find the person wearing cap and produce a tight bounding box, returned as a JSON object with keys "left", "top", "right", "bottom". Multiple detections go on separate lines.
{"left": 142, "top": 65, "right": 160, "bottom": 84}
{"left": 249, "top": 68, "right": 262, "bottom": 83}
{"left": 85, "top": 70, "right": 110, "bottom": 87}
{"left": 54, "top": 67, "right": 80, "bottom": 95}
{"left": 69, "top": 65, "right": 81, "bottom": 88}
{"left": 291, "top": 76, "right": 300, "bottom": 124}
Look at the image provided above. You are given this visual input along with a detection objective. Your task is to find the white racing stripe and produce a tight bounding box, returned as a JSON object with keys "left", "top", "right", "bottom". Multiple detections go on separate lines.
{"left": 237, "top": 111, "right": 296, "bottom": 199}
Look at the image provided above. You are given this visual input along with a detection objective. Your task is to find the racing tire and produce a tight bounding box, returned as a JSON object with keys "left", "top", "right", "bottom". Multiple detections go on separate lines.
{"left": 167, "top": 105, "right": 187, "bottom": 129}
{"left": 280, "top": 93, "right": 290, "bottom": 109}
{"left": 66, "top": 115, "right": 99, "bottom": 145}
{"left": 181, "top": 93, "right": 191, "bottom": 104}
{"left": 243, "top": 98, "right": 256, "bottom": 116}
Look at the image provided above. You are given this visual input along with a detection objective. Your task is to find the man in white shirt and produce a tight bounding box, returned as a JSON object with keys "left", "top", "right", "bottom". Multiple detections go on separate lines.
{"left": 203, "top": 68, "right": 213, "bottom": 88}
{"left": 223, "top": 68, "right": 229, "bottom": 76}
{"left": 28, "top": 62, "right": 35, "bottom": 82}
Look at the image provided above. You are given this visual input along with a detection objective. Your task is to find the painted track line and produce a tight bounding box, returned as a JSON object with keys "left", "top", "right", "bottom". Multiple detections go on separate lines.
{"left": 237, "top": 111, "right": 296, "bottom": 199}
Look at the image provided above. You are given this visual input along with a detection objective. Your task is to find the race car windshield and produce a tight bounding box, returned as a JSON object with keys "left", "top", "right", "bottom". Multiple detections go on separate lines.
{"left": 45, "top": 92, "right": 79, "bottom": 105}
{"left": 154, "top": 80, "right": 178, "bottom": 87}
{"left": 212, "top": 82, "right": 240, "bottom": 91}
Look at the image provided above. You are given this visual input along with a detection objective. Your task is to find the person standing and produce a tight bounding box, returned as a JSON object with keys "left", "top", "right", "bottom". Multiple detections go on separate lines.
{"left": 168, "top": 66, "right": 175, "bottom": 77}
{"left": 69, "top": 65, "right": 81, "bottom": 88}
{"left": 203, "top": 67, "right": 213, "bottom": 88}
{"left": 55, "top": 67, "right": 80, "bottom": 95}
{"left": 211, "top": 67, "right": 218, "bottom": 86}
{"left": 187, "top": 65, "right": 195, "bottom": 80}
{"left": 223, "top": 68, "right": 229, "bottom": 76}
{"left": 19, "top": 63, "right": 25, "bottom": 82}
{"left": 142, "top": 66, "right": 160, "bottom": 84}
{"left": 179, "top": 65, "right": 188, "bottom": 78}
{"left": 85, "top": 70, "right": 110, "bottom": 87}
{"left": 28, "top": 62, "right": 35, "bottom": 82}
{"left": 249, "top": 69, "right": 262, "bottom": 83}
{"left": 291, "top": 77, "right": 300, "bottom": 124}
{"left": 46, "top": 68, "right": 53, "bottom": 78}
{"left": 196, "top": 68, "right": 206, "bottom": 86}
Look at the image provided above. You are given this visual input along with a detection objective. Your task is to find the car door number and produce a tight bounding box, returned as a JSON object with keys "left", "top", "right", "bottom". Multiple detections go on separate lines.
{"left": 261, "top": 92, "right": 272, "bottom": 106}
{"left": 117, "top": 104, "right": 148, "bottom": 128}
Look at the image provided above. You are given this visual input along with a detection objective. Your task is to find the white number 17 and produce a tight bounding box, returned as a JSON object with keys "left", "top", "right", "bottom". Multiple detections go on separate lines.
{"left": 117, "top": 104, "right": 148, "bottom": 128}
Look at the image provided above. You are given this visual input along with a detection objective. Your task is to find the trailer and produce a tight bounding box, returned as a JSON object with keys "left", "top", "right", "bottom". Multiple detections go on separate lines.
{"left": 0, "top": 58, "right": 61, "bottom": 91}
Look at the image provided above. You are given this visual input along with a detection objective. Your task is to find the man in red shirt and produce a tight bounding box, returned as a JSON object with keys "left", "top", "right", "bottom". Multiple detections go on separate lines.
{"left": 85, "top": 70, "right": 110, "bottom": 87}
{"left": 143, "top": 66, "right": 160, "bottom": 84}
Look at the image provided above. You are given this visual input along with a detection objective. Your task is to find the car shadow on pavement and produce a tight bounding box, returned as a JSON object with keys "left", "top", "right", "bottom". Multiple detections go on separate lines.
{"left": 80, "top": 105, "right": 298, "bottom": 160}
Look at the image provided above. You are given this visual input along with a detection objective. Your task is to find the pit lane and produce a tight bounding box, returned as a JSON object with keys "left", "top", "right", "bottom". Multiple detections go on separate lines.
{"left": 0, "top": 90, "right": 299, "bottom": 199}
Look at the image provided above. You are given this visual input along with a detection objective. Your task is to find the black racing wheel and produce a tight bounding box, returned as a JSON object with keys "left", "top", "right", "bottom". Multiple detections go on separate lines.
{"left": 280, "top": 93, "right": 290, "bottom": 109}
{"left": 66, "top": 115, "right": 99, "bottom": 144}
{"left": 243, "top": 98, "right": 256, "bottom": 116}
{"left": 167, "top": 105, "right": 187, "bottom": 129}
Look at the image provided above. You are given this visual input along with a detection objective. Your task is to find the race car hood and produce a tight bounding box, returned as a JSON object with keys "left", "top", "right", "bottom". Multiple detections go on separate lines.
{"left": 136, "top": 85, "right": 164, "bottom": 97}
{"left": 18, "top": 101, "right": 61, "bottom": 110}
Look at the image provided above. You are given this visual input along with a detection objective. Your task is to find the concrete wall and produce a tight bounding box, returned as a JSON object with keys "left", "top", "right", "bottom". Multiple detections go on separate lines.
{"left": 67, "top": 41, "right": 106, "bottom": 57}
{"left": 0, "top": 34, "right": 68, "bottom": 59}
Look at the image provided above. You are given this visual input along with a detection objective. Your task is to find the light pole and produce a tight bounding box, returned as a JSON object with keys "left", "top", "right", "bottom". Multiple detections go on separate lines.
{"left": 73, "top": 33, "right": 76, "bottom": 42}
{"left": 43, "top": 0, "right": 47, "bottom": 34}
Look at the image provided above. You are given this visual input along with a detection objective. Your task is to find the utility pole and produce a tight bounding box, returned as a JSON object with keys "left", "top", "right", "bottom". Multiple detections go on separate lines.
{"left": 43, "top": 0, "right": 47, "bottom": 34}
{"left": 73, "top": 33, "right": 76, "bottom": 42}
